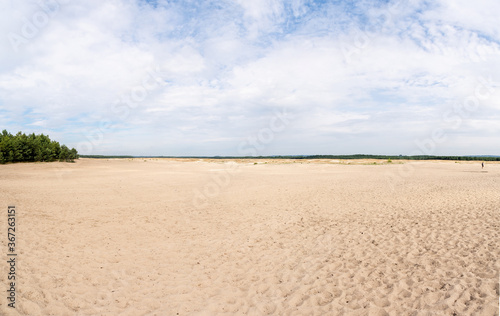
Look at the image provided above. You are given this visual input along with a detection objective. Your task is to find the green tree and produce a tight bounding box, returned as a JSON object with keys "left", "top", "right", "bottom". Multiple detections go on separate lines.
{"left": 59, "top": 145, "right": 69, "bottom": 162}
{"left": 69, "top": 148, "right": 78, "bottom": 161}
{"left": 0, "top": 130, "right": 78, "bottom": 164}
{"left": 50, "top": 141, "right": 61, "bottom": 161}
{"left": 7, "top": 150, "right": 14, "bottom": 163}
{"left": 12, "top": 136, "right": 23, "bottom": 162}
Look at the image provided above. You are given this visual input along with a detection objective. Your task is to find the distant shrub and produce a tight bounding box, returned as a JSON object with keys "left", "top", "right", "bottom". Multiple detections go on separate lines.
{"left": 387, "top": 159, "right": 392, "bottom": 163}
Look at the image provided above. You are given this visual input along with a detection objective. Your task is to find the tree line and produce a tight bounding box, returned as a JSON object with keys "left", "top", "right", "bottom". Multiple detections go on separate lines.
{"left": 0, "top": 130, "right": 78, "bottom": 164}
{"left": 282, "top": 154, "right": 500, "bottom": 161}
{"left": 79, "top": 154, "right": 500, "bottom": 161}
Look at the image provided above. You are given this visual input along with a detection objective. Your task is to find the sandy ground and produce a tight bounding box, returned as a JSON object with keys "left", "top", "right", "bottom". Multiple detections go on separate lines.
{"left": 0, "top": 158, "right": 499, "bottom": 316}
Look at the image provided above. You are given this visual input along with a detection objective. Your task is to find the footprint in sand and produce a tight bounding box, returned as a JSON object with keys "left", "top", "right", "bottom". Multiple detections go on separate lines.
{"left": 314, "top": 291, "right": 334, "bottom": 306}
{"left": 257, "top": 301, "right": 277, "bottom": 314}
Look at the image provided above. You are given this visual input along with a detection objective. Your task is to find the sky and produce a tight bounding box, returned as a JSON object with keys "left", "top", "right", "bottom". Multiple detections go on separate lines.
{"left": 0, "top": 0, "right": 499, "bottom": 156}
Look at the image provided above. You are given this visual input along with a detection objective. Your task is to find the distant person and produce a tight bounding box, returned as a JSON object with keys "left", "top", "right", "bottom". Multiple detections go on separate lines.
{"left": 482, "top": 162, "right": 484, "bottom": 169}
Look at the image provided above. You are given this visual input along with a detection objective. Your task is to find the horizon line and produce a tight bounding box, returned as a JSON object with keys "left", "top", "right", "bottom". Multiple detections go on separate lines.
{"left": 78, "top": 154, "right": 500, "bottom": 159}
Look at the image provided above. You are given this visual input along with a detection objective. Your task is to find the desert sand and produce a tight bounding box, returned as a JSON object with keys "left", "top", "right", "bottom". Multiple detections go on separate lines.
{"left": 0, "top": 158, "right": 499, "bottom": 315}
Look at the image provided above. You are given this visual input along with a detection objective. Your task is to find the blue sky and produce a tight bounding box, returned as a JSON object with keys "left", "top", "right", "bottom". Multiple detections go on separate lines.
{"left": 0, "top": 0, "right": 499, "bottom": 156}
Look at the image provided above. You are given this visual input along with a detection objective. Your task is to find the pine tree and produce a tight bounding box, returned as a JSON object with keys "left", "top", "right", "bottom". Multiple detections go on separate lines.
{"left": 0, "top": 130, "right": 78, "bottom": 164}
{"left": 59, "top": 145, "right": 69, "bottom": 162}
{"left": 69, "top": 148, "right": 78, "bottom": 161}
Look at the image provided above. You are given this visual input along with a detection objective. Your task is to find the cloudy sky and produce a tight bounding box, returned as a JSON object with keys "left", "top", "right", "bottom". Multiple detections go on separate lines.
{"left": 1, "top": 0, "right": 499, "bottom": 156}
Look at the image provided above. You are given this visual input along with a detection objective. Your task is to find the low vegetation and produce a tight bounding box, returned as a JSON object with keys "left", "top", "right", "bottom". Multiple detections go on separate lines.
{"left": 79, "top": 154, "right": 500, "bottom": 161}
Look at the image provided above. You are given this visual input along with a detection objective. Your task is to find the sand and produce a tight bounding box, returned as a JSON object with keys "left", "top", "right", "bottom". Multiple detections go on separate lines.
{"left": 0, "top": 158, "right": 499, "bottom": 315}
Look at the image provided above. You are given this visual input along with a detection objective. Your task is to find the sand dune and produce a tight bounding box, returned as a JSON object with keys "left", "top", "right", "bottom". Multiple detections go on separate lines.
{"left": 1, "top": 159, "right": 499, "bottom": 315}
